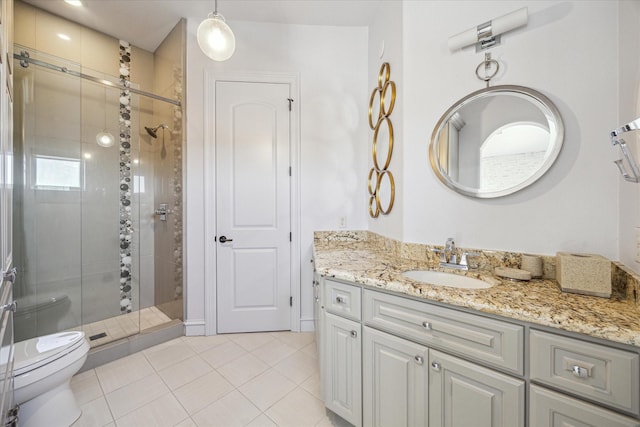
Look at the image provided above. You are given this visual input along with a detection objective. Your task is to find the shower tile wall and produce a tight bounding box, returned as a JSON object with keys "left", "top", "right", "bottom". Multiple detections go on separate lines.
{"left": 151, "top": 20, "right": 184, "bottom": 319}
{"left": 13, "top": 1, "right": 183, "bottom": 339}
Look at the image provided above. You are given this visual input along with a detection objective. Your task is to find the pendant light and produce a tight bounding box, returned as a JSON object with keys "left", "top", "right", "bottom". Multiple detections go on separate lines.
{"left": 96, "top": 86, "right": 115, "bottom": 148}
{"left": 197, "top": 0, "right": 236, "bottom": 61}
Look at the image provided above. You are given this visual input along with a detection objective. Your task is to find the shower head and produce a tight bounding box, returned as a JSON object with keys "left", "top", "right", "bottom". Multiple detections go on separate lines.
{"left": 144, "top": 124, "right": 170, "bottom": 139}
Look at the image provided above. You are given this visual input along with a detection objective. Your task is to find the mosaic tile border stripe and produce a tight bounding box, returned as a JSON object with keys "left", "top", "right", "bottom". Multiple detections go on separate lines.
{"left": 119, "top": 40, "right": 133, "bottom": 313}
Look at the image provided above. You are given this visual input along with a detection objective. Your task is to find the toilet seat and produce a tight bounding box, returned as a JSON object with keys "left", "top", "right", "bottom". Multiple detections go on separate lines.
{"left": 14, "top": 331, "right": 86, "bottom": 375}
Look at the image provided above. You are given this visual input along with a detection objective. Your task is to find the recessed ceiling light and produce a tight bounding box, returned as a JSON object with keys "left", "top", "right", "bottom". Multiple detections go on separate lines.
{"left": 57, "top": 33, "right": 71, "bottom": 41}
{"left": 64, "top": 0, "right": 84, "bottom": 7}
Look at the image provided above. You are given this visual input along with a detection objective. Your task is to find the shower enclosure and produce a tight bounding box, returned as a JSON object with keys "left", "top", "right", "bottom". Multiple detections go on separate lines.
{"left": 11, "top": 44, "right": 184, "bottom": 348}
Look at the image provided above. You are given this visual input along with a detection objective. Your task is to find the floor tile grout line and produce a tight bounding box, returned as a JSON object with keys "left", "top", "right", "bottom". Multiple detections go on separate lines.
{"left": 92, "top": 367, "right": 118, "bottom": 426}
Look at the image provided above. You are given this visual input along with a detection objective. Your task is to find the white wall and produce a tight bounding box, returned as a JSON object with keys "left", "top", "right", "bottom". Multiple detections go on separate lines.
{"left": 402, "top": 1, "right": 620, "bottom": 258}
{"left": 618, "top": 0, "right": 640, "bottom": 272}
{"left": 185, "top": 20, "right": 368, "bottom": 333}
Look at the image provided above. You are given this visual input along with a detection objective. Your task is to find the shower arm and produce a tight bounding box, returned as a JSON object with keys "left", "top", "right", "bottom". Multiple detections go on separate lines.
{"left": 611, "top": 117, "right": 640, "bottom": 183}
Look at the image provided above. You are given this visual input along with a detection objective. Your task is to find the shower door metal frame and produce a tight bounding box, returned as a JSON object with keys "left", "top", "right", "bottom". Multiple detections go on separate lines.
{"left": 13, "top": 50, "right": 181, "bottom": 107}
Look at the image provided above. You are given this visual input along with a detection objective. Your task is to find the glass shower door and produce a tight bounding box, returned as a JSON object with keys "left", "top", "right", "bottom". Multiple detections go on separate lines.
{"left": 12, "top": 46, "right": 141, "bottom": 344}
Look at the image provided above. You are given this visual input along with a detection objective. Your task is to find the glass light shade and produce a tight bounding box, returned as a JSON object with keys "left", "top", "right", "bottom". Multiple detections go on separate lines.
{"left": 96, "top": 131, "right": 115, "bottom": 148}
{"left": 197, "top": 12, "right": 236, "bottom": 61}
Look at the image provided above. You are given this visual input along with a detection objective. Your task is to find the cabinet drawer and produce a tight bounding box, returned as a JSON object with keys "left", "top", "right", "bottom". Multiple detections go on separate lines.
{"left": 530, "top": 330, "right": 640, "bottom": 415}
{"left": 530, "top": 385, "right": 640, "bottom": 427}
{"left": 363, "top": 290, "right": 523, "bottom": 375}
{"left": 324, "top": 279, "right": 361, "bottom": 321}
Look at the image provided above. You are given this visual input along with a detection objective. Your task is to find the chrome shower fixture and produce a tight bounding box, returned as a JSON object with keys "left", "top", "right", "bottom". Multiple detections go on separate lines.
{"left": 610, "top": 117, "right": 640, "bottom": 183}
{"left": 144, "top": 124, "right": 170, "bottom": 139}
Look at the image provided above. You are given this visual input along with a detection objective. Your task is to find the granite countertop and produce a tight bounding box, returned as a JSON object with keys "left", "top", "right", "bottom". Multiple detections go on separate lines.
{"left": 313, "top": 232, "right": 640, "bottom": 348}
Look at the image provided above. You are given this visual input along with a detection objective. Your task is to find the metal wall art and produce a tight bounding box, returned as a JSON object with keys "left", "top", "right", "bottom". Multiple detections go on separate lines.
{"left": 368, "top": 63, "right": 396, "bottom": 217}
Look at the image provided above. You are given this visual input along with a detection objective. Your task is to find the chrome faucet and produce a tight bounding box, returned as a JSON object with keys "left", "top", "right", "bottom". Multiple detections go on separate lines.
{"left": 445, "top": 238, "right": 456, "bottom": 264}
{"left": 432, "top": 238, "right": 479, "bottom": 270}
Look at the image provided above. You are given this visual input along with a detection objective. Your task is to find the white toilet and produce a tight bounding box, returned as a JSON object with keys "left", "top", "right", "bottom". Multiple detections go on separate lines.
{"left": 13, "top": 331, "right": 90, "bottom": 427}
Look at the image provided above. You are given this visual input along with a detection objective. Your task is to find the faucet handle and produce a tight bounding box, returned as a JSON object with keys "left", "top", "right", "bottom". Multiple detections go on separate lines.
{"left": 460, "top": 251, "right": 481, "bottom": 268}
{"left": 430, "top": 248, "right": 446, "bottom": 263}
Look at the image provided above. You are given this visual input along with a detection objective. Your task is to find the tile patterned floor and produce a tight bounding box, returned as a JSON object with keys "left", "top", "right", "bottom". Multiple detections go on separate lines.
{"left": 71, "top": 331, "right": 351, "bottom": 427}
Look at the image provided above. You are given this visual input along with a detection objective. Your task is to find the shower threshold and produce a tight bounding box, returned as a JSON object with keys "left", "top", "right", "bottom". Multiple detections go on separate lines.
{"left": 81, "top": 306, "right": 173, "bottom": 349}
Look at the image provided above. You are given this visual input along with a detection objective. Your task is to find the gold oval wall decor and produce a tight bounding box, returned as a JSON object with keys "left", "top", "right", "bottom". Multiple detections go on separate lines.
{"left": 381, "top": 80, "right": 396, "bottom": 117}
{"left": 367, "top": 167, "right": 379, "bottom": 196}
{"left": 378, "top": 62, "right": 390, "bottom": 88}
{"left": 368, "top": 195, "right": 380, "bottom": 218}
{"left": 372, "top": 117, "right": 394, "bottom": 171}
{"left": 368, "top": 62, "right": 396, "bottom": 218}
{"left": 375, "top": 170, "right": 395, "bottom": 215}
{"left": 368, "top": 88, "right": 382, "bottom": 130}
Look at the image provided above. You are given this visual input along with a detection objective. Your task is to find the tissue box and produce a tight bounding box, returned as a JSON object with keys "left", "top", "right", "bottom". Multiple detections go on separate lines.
{"left": 556, "top": 252, "right": 611, "bottom": 297}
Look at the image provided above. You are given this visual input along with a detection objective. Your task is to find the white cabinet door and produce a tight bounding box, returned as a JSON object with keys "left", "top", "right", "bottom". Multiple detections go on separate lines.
{"left": 313, "top": 273, "right": 323, "bottom": 399}
{"left": 324, "top": 312, "right": 361, "bottom": 427}
{"left": 363, "top": 326, "right": 428, "bottom": 427}
{"left": 429, "top": 349, "right": 525, "bottom": 427}
{"left": 530, "top": 385, "right": 640, "bottom": 427}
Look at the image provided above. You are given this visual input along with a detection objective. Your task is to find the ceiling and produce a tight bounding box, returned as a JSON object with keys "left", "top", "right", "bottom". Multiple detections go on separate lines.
{"left": 21, "top": 0, "right": 381, "bottom": 52}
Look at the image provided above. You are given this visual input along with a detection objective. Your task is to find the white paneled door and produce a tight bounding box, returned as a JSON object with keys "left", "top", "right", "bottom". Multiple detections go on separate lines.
{"left": 215, "top": 81, "right": 291, "bottom": 333}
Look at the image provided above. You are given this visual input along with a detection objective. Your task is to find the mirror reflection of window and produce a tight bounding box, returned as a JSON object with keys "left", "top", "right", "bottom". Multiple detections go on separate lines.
{"left": 479, "top": 122, "right": 550, "bottom": 191}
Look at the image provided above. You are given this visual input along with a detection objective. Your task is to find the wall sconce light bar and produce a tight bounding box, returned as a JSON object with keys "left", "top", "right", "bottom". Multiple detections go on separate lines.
{"left": 448, "top": 7, "right": 528, "bottom": 52}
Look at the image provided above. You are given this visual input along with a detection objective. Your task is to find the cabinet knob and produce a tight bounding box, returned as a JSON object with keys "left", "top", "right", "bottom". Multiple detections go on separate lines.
{"left": 336, "top": 296, "right": 346, "bottom": 304}
{"left": 431, "top": 362, "right": 441, "bottom": 371}
{"left": 422, "top": 321, "right": 432, "bottom": 330}
{"left": 414, "top": 355, "right": 424, "bottom": 365}
{"left": 571, "top": 365, "right": 590, "bottom": 378}
{"left": 315, "top": 297, "right": 319, "bottom": 302}
{"left": 350, "top": 330, "right": 358, "bottom": 338}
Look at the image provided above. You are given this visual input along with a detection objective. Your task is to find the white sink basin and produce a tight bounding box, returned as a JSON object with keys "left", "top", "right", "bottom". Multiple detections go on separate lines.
{"left": 402, "top": 270, "right": 492, "bottom": 289}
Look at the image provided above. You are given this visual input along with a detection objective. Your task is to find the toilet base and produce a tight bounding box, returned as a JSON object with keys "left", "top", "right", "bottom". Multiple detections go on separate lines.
{"left": 19, "top": 380, "right": 81, "bottom": 427}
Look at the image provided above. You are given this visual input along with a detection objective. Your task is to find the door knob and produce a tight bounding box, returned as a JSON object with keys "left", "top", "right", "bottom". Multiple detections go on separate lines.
{"left": 219, "top": 236, "right": 234, "bottom": 243}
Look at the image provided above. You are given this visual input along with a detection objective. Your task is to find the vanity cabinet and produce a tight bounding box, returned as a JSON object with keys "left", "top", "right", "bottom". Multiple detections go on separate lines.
{"left": 323, "top": 279, "right": 362, "bottom": 427}
{"left": 530, "top": 385, "right": 640, "bottom": 427}
{"left": 319, "top": 276, "right": 640, "bottom": 427}
{"left": 530, "top": 329, "right": 640, "bottom": 427}
{"left": 429, "top": 349, "right": 525, "bottom": 427}
{"left": 324, "top": 313, "right": 361, "bottom": 426}
{"left": 320, "top": 277, "right": 525, "bottom": 427}
{"left": 363, "top": 326, "right": 428, "bottom": 427}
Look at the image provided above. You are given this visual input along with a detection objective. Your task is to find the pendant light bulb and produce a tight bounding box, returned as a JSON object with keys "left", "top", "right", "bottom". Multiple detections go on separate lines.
{"left": 96, "top": 131, "right": 115, "bottom": 147}
{"left": 197, "top": 10, "right": 236, "bottom": 61}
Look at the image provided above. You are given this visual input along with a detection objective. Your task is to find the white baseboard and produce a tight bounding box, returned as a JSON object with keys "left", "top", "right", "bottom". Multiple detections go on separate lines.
{"left": 300, "top": 318, "right": 315, "bottom": 332}
{"left": 184, "top": 320, "right": 206, "bottom": 336}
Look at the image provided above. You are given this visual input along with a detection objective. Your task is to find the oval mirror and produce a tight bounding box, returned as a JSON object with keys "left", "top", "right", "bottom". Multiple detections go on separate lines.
{"left": 429, "top": 85, "right": 564, "bottom": 198}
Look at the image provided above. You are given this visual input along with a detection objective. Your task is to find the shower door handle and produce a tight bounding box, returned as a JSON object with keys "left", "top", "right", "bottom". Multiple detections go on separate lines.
{"left": 218, "top": 236, "right": 233, "bottom": 243}
{"left": 2, "top": 268, "right": 16, "bottom": 285}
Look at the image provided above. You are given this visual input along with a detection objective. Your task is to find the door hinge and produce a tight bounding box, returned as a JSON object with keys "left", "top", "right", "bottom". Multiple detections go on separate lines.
{"left": 287, "top": 98, "right": 294, "bottom": 111}
{"left": 290, "top": 296, "right": 293, "bottom": 306}
{"left": 289, "top": 166, "right": 291, "bottom": 176}
{"left": 289, "top": 232, "right": 292, "bottom": 242}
